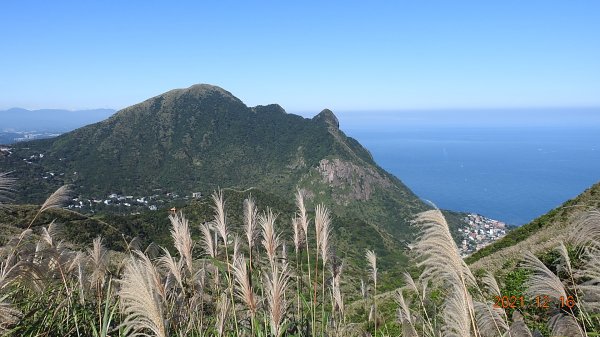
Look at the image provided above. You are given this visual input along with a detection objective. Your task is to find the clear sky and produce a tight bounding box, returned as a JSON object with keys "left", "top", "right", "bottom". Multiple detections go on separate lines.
{"left": 1, "top": 1, "right": 599, "bottom": 112}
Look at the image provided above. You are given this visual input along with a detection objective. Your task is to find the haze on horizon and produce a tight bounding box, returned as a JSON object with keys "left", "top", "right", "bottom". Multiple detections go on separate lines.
{"left": 1, "top": 1, "right": 599, "bottom": 113}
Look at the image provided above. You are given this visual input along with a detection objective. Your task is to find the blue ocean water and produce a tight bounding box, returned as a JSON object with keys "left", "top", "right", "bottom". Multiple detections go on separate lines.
{"left": 339, "top": 110, "right": 600, "bottom": 225}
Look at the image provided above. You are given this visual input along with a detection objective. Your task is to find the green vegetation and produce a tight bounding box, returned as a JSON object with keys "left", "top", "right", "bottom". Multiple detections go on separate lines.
{"left": 3, "top": 84, "right": 598, "bottom": 335}
{"left": 466, "top": 181, "right": 600, "bottom": 264}
{"left": 0, "top": 84, "right": 428, "bottom": 262}
{"left": 2, "top": 181, "right": 598, "bottom": 336}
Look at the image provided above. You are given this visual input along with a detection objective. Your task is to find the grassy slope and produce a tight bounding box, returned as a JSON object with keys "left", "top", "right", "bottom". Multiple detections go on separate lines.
{"left": 467, "top": 181, "right": 600, "bottom": 273}
{"left": 0, "top": 187, "right": 411, "bottom": 296}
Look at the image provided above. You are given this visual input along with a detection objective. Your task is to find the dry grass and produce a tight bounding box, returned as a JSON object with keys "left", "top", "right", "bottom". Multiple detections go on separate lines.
{"left": 119, "top": 251, "right": 167, "bottom": 337}
{"left": 0, "top": 182, "right": 599, "bottom": 336}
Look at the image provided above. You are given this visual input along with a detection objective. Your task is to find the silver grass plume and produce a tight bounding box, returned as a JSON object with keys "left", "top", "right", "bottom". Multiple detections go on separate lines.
{"left": 215, "top": 292, "right": 230, "bottom": 337}
{"left": 88, "top": 236, "right": 108, "bottom": 288}
{"left": 442, "top": 288, "right": 472, "bottom": 337}
{"left": 244, "top": 196, "right": 258, "bottom": 249}
{"left": 0, "top": 254, "right": 23, "bottom": 291}
{"left": 522, "top": 251, "right": 567, "bottom": 302}
{"left": 119, "top": 251, "right": 167, "bottom": 337}
{"left": 547, "top": 313, "right": 585, "bottom": 337}
{"left": 200, "top": 222, "right": 217, "bottom": 258}
{"left": 314, "top": 206, "right": 324, "bottom": 254}
{"left": 403, "top": 272, "right": 420, "bottom": 295}
{"left": 413, "top": 209, "right": 476, "bottom": 287}
{"left": 168, "top": 212, "right": 194, "bottom": 274}
{"left": 72, "top": 251, "right": 86, "bottom": 304}
{"left": 480, "top": 271, "right": 501, "bottom": 297}
{"left": 39, "top": 185, "right": 71, "bottom": 214}
{"left": 158, "top": 247, "right": 184, "bottom": 290}
{"left": 394, "top": 290, "right": 411, "bottom": 324}
{"left": 396, "top": 290, "right": 418, "bottom": 337}
{"left": 331, "top": 261, "right": 344, "bottom": 316}
{"left": 260, "top": 208, "right": 280, "bottom": 267}
{"left": 211, "top": 189, "right": 228, "bottom": 245}
{"left": 295, "top": 188, "right": 309, "bottom": 237}
{"left": 365, "top": 250, "right": 377, "bottom": 285}
{"left": 232, "top": 234, "right": 241, "bottom": 262}
{"left": 360, "top": 278, "right": 368, "bottom": 299}
{"left": 125, "top": 236, "right": 142, "bottom": 253}
{"left": 316, "top": 204, "right": 332, "bottom": 266}
{"left": 144, "top": 242, "right": 161, "bottom": 259}
{"left": 509, "top": 311, "right": 532, "bottom": 337}
{"left": 281, "top": 242, "right": 287, "bottom": 263}
{"left": 403, "top": 272, "right": 432, "bottom": 319}
{"left": 231, "top": 254, "right": 257, "bottom": 316}
{"left": 579, "top": 247, "right": 600, "bottom": 311}
{"left": 473, "top": 301, "right": 509, "bottom": 337}
{"left": 16, "top": 228, "right": 33, "bottom": 245}
{"left": 366, "top": 249, "right": 378, "bottom": 335}
{"left": 413, "top": 209, "right": 478, "bottom": 337}
{"left": 1, "top": 248, "right": 38, "bottom": 292}
{"left": 477, "top": 272, "right": 509, "bottom": 337}
{"left": 265, "top": 261, "right": 290, "bottom": 337}
{"left": 25, "top": 185, "right": 71, "bottom": 230}
{"left": 292, "top": 216, "right": 303, "bottom": 254}
{"left": 555, "top": 241, "right": 575, "bottom": 279}
{"left": 40, "top": 221, "right": 62, "bottom": 247}
{"left": 569, "top": 210, "right": 600, "bottom": 248}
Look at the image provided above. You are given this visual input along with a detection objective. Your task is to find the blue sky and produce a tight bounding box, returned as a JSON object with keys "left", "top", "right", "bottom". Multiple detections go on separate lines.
{"left": 1, "top": 1, "right": 599, "bottom": 112}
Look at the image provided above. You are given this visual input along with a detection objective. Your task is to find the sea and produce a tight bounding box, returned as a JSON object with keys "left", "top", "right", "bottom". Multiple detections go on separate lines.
{"left": 338, "top": 108, "right": 600, "bottom": 225}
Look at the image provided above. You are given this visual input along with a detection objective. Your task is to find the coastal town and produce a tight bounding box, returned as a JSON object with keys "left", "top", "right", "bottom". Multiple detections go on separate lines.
{"left": 0, "top": 130, "right": 61, "bottom": 144}
{"left": 458, "top": 213, "right": 508, "bottom": 257}
{"left": 66, "top": 191, "right": 202, "bottom": 214}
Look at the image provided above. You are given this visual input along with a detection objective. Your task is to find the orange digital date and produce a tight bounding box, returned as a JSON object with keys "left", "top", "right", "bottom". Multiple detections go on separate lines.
{"left": 493, "top": 295, "right": 525, "bottom": 309}
{"left": 493, "top": 295, "right": 576, "bottom": 309}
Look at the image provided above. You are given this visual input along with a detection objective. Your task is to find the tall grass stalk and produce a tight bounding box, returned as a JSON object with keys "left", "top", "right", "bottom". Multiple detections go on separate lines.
{"left": 413, "top": 209, "right": 480, "bottom": 337}
{"left": 296, "top": 188, "right": 316, "bottom": 336}
{"left": 366, "top": 249, "right": 377, "bottom": 336}
{"left": 211, "top": 190, "right": 239, "bottom": 336}
{"left": 316, "top": 204, "right": 331, "bottom": 336}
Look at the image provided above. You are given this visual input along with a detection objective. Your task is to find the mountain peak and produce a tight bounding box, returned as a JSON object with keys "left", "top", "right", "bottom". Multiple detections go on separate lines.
{"left": 157, "top": 84, "right": 242, "bottom": 105}
{"left": 185, "top": 84, "right": 234, "bottom": 97}
{"left": 313, "top": 109, "right": 339, "bottom": 128}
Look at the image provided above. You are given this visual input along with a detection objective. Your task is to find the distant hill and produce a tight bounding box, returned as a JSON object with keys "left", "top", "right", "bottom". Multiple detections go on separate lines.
{"left": 0, "top": 84, "right": 429, "bottom": 251}
{"left": 467, "top": 181, "right": 600, "bottom": 272}
{"left": 0, "top": 108, "right": 115, "bottom": 133}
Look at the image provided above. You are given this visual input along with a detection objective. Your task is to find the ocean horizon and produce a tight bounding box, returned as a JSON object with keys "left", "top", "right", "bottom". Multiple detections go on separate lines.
{"left": 339, "top": 108, "right": 600, "bottom": 225}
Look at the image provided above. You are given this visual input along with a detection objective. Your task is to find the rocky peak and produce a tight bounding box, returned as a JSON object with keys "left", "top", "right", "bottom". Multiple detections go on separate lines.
{"left": 313, "top": 109, "right": 339, "bottom": 129}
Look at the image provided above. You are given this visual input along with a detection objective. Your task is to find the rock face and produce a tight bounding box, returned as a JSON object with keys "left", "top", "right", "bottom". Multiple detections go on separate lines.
{"left": 317, "top": 158, "right": 393, "bottom": 203}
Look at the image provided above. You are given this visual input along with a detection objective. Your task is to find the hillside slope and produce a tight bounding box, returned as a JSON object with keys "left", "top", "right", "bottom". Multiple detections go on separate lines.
{"left": 0, "top": 187, "right": 411, "bottom": 292}
{"left": 0, "top": 84, "right": 427, "bottom": 242}
{"left": 467, "top": 181, "right": 600, "bottom": 272}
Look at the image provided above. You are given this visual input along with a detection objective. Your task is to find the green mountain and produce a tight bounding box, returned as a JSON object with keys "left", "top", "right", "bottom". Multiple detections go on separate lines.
{"left": 467, "top": 181, "right": 600, "bottom": 272}
{"left": 1, "top": 84, "right": 427, "bottom": 243}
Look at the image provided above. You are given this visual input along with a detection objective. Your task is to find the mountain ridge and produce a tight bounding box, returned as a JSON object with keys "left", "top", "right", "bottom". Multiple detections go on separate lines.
{"left": 0, "top": 84, "right": 427, "bottom": 242}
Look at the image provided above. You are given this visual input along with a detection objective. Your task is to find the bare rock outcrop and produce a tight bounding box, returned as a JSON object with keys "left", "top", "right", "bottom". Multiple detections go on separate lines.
{"left": 316, "top": 158, "right": 393, "bottom": 203}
